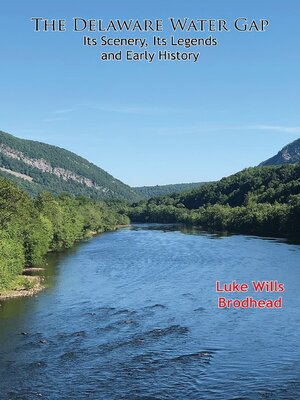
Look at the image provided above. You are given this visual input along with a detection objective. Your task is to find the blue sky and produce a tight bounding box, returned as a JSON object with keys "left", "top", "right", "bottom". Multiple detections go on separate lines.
{"left": 0, "top": 0, "right": 299, "bottom": 186}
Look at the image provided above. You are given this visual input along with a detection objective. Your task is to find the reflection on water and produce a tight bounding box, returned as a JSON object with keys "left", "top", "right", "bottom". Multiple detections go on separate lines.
{"left": 0, "top": 224, "right": 299, "bottom": 400}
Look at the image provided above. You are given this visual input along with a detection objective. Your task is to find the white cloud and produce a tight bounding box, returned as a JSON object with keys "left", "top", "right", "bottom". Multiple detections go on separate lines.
{"left": 42, "top": 117, "right": 66, "bottom": 123}
{"left": 88, "top": 103, "right": 179, "bottom": 115}
{"left": 151, "top": 123, "right": 300, "bottom": 137}
{"left": 52, "top": 103, "right": 184, "bottom": 116}
{"left": 245, "top": 125, "right": 300, "bottom": 134}
{"left": 53, "top": 108, "right": 77, "bottom": 115}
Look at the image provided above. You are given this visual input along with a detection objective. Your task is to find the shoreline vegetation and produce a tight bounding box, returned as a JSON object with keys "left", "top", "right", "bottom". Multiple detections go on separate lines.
{"left": 128, "top": 165, "right": 300, "bottom": 243}
{"left": 0, "top": 227, "right": 129, "bottom": 301}
{"left": 1, "top": 164, "right": 299, "bottom": 301}
{"left": 0, "top": 275, "right": 44, "bottom": 301}
{"left": 0, "top": 176, "right": 129, "bottom": 300}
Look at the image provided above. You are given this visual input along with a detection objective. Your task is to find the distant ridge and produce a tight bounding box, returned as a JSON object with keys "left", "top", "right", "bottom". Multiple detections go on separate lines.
{"left": 134, "top": 182, "right": 207, "bottom": 199}
{"left": 0, "top": 130, "right": 141, "bottom": 202}
{"left": 260, "top": 138, "right": 300, "bottom": 166}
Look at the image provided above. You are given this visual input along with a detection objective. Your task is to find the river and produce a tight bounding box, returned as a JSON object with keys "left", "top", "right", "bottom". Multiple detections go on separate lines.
{"left": 0, "top": 224, "right": 299, "bottom": 400}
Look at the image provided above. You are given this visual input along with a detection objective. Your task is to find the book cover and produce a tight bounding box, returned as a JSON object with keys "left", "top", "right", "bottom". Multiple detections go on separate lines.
{"left": 0, "top": 1, "right": 299, "bottom": 399}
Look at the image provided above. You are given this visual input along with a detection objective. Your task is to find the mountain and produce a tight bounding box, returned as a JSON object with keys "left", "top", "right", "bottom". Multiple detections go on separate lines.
{"left": 133, "top": 164, "right": 300, "bottom": 210}
{"left": 177, "top": 164, "right": 300, "bottom": 209}
{"left": 0, "top": 130, "right": 141, "bottom": 202}
{"left": 129, "top": 164, "right": 300, "bottom": 240}
{"left": 260, "top": 138, "right": 300, "bottom": 166}
{"left": 134, "top": 182, "right": 208, "bottom": 199}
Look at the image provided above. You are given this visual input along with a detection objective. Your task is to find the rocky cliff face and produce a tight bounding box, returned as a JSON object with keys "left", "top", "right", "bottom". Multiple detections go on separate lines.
{"left": 260, "top": 138, "right": 300, "bottom": 166}
{"left": 0, "top": 130, "right": 140, "bottom": 201}
{"left": 0, "top": 144, "right": 108, "bottom": 192}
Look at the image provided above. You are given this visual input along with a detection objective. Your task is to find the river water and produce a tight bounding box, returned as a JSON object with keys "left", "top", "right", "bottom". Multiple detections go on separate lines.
{"left": 0, "top": 224, "right": 299, "bottom": 400}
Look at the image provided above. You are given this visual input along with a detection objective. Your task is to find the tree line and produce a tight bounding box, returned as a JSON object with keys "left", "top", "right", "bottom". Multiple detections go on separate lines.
{"left": 134, "top": 182, "right": 207, "bottom": 200}
{"left": 128, "top": 165, "right": 300, "bottom": 241}
{"left": 0, "top": 177, "right": 129, "bottom": 290}
{"left": 1, "top": 164, "right": 299, "bottom": 291}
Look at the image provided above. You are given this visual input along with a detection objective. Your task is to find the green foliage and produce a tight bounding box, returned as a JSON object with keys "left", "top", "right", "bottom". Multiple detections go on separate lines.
{"left": 0, "top": 230, "right": 24, "bottom": 290}
{"left": 129, "top": 164, "right": 300, "bottom": 241}
{"left": 0, "top": 177, "right": 127, "bottom": 290}
{"left": 13, "top": 276, "right": 36, "bottom": 291}
{"left": 134, "top": 182, "right": 208, "bottom": 199}
{"left": 0, "top": 130, "right": 141, "bottom": 202}
{"left": 179, "top": 165, "right": 300, "bottom": 209}
{"left": 23, "top": 215, "right": 53, "bottom": 266}
{"left": 0, "top": 177, "right": 32, "bottom": 227}
{"left": 287, "top": 195, "right": 300, "bottom": 239}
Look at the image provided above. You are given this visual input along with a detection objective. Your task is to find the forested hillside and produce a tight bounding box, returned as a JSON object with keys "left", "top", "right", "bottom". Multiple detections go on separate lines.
{"left": 0, "top": 177, "right": 129, "bottom": 291}
{"left": 134, "top": 182, "right": 207, "bottom": 199}
{"left": 177, "top": 164, "right": 300, "bottom": 208}
{"left": 0, "top": 131, "right": 214, "bottom": 202}
{"left": 129, "top": 165, "right": 300, "bottom": 241}
{"left": 1, "top": 130, "right": 300, "bottom": 294}
{"left": 0, "top": 131, "right": 140, "bottom": 202}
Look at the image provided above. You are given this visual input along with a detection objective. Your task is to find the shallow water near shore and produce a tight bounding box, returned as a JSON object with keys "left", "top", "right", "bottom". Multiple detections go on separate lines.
{"left": 0, "top": 224, "right": 300, "bottom": 400}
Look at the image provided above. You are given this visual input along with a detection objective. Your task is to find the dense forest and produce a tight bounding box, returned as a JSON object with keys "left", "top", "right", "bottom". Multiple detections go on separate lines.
{"left": 0, "top": 177, "right": 129, "bottom": 291}
{"left": 129, "top": 165, "right": 300, "bottom": 241}
{"left": 1, "top": 134, "right": 300, "bottom": 293}
{"left": 134, "top": 182, "right": 208, "bottom": 199}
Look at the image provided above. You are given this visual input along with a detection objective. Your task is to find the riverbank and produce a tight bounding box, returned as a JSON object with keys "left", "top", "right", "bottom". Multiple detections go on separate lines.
{"left": 0, "top": 179, "right": 130, "bottom": 302}
{"left": 0, "top": 275, "right": 44, "bottom": 301}
{"left": 0, "top": 226, "right": 129, "bottom": 302}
